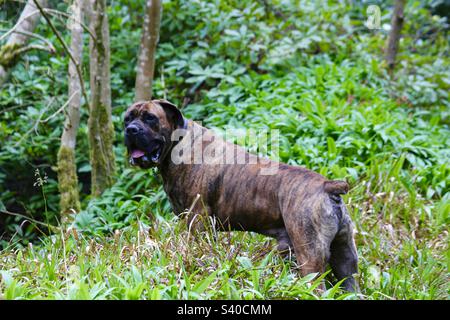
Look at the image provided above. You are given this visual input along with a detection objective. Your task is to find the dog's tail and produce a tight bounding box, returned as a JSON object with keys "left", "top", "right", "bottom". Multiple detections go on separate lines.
{"left": 323, "top": 180, "right": 349, "bottom": 195}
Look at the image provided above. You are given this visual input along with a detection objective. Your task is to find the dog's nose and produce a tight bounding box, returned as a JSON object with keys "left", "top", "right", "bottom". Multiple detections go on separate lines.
{"left": 126, "top": 124, "right": 141, "bottom": 136}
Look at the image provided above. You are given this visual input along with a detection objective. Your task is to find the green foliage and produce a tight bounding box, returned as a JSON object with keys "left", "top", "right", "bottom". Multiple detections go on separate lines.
{"left": 185, "top": 63, "right": 449, "bottom": 199}
{"left": 73, "top": 168, "right": 170, "bottom": 235}
{"left": 0, "top": 0, "right": 449, "bottom": 299}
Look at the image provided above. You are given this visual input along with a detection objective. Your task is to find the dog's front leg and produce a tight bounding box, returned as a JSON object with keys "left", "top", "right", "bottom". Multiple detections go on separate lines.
{"left": 184, "top": 194, "right": 213, "bottom": 234}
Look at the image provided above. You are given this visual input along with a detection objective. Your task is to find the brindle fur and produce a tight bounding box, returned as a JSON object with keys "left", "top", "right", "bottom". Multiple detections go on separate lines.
{"left": 124, "top": 100, "right": 359, "bottom": 292}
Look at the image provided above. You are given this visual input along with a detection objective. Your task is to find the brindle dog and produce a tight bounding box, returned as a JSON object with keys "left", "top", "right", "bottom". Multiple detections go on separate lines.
{"left": 124, "top": 99, "right": 359, "bottom": 292}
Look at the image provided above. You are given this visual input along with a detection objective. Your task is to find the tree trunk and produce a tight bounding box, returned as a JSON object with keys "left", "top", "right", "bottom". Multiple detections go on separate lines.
{"left": 88, "top": 0, "right": 116, "bottom": 196}
{"left": 57, "top": 0, "right": 85, "bottom": 216}
{"left": 134, "top": 0, "right": 162, "bottom": 101}
{"left": 386, "top": 0, "right": 406, "bottom": 73}
{"left": 0, "top": 0, "right": 48, "bottom": 86}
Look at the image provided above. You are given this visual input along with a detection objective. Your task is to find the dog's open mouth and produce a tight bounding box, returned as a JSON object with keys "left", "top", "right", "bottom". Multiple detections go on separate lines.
{"left": 129, "top": 143, "right": 162, "bottom": 168}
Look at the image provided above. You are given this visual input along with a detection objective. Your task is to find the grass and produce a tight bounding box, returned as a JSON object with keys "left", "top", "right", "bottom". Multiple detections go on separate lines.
{"left": 0, "top": 159, "right": 448, "bottom": 299}
{"left": 0, "top": 216, "right": 355, "bottom": 300}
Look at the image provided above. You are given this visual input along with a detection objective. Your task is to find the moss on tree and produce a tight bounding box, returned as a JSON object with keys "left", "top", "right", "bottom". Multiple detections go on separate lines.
{"left": 57, "top": 145, "right": 81, "bottom": 215}
{"left": 88, "top": 0, "right": 116, "bottom": 197}
{"left": 0, "top": 43, "right": 23, "bottom": 68}
{"left": 88, "top": 102, "right": 116, "bottom": 196}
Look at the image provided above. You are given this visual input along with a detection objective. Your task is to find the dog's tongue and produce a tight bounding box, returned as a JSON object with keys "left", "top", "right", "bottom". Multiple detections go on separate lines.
{"left": 131, "top": 149, "right": 145, "bottom": 159}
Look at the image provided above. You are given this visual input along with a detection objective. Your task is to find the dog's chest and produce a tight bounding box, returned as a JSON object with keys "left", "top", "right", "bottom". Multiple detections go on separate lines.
{"left": 161, "top": 165, "right": 206, "bottom": 214}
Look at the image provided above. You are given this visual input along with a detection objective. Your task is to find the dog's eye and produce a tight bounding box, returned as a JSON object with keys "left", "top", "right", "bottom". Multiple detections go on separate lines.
{"left": 124, "top": 115, "right": 132, "bottom": 124}
{"left": 144, "top": 113, "right": 157, "bottom": 123}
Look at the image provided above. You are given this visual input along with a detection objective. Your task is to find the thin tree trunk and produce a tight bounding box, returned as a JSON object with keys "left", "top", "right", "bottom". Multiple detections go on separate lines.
{"left": 0, "top": 0, "right": 48, "bottom": 86}
{"left": 88, "top": 0, "right": 116, "bottom": 196}
{"left": 134, "top": 0, "right": 162, "bottom": 101}
{"left": 386, "top": 0, "right": 406, "bottom": 73}
{"left": 57, "top": 0, "right": 84, "bottom": 216}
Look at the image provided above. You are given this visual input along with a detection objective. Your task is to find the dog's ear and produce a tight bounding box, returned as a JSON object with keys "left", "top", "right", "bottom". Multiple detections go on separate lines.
{"left": 154, "top": 99, "right": 184, "bottom": 129}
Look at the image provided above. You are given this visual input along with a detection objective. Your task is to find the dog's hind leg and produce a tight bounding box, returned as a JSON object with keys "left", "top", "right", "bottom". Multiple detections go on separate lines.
{"left": 323, "top": 180, "right": 359, "bottom": 292}
{"left": 329, "top": 214, "right": 359, "bottom": 292}
{"left": 282, "top": 213, "right": 332, "bottom": 281}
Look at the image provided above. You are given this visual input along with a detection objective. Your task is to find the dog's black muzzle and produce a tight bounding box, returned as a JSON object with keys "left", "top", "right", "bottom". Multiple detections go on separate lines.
{"left": 125, "top": 122, "right": 163, "bottom": 168}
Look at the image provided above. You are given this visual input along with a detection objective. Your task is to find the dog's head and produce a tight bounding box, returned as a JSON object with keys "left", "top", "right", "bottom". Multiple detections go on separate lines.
{"left": 124, "top": 99, "right": 185, "bottom": 169}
